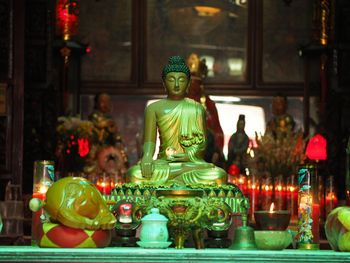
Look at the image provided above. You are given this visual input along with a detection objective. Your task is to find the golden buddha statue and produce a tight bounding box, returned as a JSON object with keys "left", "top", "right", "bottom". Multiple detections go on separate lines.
{"left": 127, "top": 56, "right": 227, "bottom": 185}
{"left": 266, "top": 95, "right": 295, "bottom": 139}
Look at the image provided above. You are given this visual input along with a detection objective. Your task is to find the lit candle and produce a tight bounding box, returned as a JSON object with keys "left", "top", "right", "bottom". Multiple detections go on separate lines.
{"left": 325, "top": 192, "right": 338, "bottom": 215}
{"left": 96, "top": 181, "right": 112, "bottom": 195}
{"left": 260, "top": 182, "right": 273, "bottom": 211}
{"left": 254, "top": 202, "right": 291, "bottom": 231}
{"left": 248, "top": 175, "right": 259, "bottom": 221}
{"left": 287, "top": 185, "right": 298, "bottom": 220}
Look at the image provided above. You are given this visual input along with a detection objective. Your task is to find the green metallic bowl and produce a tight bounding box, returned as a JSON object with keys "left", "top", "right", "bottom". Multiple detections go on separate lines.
{"left": 254, "top": 230, "right": 293, "bottom": 250}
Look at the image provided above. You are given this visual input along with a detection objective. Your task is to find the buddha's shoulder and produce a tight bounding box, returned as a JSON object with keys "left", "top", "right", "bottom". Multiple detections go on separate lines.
{"left": 184, "top": 98, "right": 204, "bottom": 108}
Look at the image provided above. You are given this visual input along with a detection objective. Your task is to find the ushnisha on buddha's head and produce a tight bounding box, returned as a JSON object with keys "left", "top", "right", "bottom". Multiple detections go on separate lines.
{"left": 162, "top": 56, "right": 191, "bottom": 100}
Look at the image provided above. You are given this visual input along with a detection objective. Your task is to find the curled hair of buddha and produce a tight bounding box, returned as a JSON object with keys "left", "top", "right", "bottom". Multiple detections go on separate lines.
{"left": 162, "top": 56, "right": 191, "bottom": 80}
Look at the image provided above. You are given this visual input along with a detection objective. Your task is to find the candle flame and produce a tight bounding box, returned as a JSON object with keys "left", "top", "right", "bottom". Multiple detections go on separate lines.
{"left": 269, "top": 202, "right": 275, "bottom": 213}
{"left": 39, "top": 185, "right": 48, "bottom": 194}
{"left": 290, "top": 186, "right": 295, "bottom": 192}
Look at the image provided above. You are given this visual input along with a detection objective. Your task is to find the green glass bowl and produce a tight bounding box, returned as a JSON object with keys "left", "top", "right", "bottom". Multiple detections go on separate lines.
{"left": 254, "top": 230, "right": 293, "bottom": 250}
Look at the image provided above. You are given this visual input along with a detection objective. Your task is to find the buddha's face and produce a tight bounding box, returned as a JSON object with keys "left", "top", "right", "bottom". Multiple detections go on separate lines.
{"left": 163, "top": 72, "right": 189, "bottom": 99}
{"left": 97, "top": 94, "right": 111, "bottom": 113}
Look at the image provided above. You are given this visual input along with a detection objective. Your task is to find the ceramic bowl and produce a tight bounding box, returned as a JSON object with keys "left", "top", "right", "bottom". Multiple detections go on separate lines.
{"left": 254, "top": 230, "right": 293, "bottom": 250}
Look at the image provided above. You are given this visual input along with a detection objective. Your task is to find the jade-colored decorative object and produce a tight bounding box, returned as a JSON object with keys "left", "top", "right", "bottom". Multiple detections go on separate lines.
{"left": 254, "top": 230, "right": 293, "bottom": 250}
{"left": 325, "top": 206, "right": 350, "bottom": 252}
{"left": 29, "top": 177, "right": 116, "bottom": 248}
{"left": 126, "top": 56, "right": 227, "bottom": 186}
{"left": 137, "top": 208, "right": 171, "bottom": 249}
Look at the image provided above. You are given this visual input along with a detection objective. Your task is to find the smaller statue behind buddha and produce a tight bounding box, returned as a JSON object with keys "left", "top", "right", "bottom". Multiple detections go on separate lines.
{"left": 85, "top": 92, "right": 129, "bottom": 184}
{"left": 89, "top": 93, "right": 119, "bottom": 145}
{"left": 265, "top": 95, "right": 295, "bottom": 139}
{"left": 227, "top": 114, "right": 250, "bottom": 174}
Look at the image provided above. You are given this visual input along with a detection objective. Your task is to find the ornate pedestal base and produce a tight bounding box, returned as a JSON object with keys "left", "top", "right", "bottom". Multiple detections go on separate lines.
{"left": 111, "top": 183, "right": 248, "bottom": 249}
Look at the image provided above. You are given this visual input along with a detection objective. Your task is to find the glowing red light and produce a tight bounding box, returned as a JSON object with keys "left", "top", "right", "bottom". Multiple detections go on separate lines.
{"left": 85, "top": 46, "right": 92, "bottom": 53}
{"left": 228, "top": 164, "right": 240, "bottom": 176}
{"left": 78, "top": 138, "right": 89, "bottom": 157}
{"left": 305, "top": 134, "right": 327, "bottom": 161}
{"left": 56, "top": 0, "right": 79, "bottom": 39}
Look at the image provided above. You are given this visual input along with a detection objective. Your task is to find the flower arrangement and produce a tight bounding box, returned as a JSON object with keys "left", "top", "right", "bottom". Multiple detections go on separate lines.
{"left": 254, "top": 130, "right": 306, "bottom": 178}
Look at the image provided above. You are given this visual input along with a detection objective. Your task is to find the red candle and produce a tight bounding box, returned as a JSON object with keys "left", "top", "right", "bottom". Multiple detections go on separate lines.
{"left": 260, "top": 184, "right": 273, "bottom": 210}
{"left": 248, "top": 179, "right": 259, "bottom": 220}
{"left": 286, "top": 186, "right": 297, "bottom": 218}
{"left": 96, "top": 181, "right": 112, "bottom": 195}
{"left": 325, "top": 192, "right": 338, "bottom": 215}
{"left": 32, "top": 192, "right": 46, "bottom": 200}
{"left": 312, "top": 203, "right": 320, "bottom": 243}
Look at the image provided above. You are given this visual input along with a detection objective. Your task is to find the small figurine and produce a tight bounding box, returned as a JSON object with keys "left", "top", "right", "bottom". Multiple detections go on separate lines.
{"left": 127, "top": 56, "right": 227, "bottom": 185}
{"left": 227, "top": 114, "right": 250, "bottom": 174}
{"left": 266, "top": 95, "right": 295, "bottom": 139}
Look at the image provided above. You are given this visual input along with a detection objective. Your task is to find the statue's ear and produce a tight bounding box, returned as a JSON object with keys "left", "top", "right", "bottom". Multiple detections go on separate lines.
{"left": 162, "top": 80, "right": 167, "bottom": 92}
{"left": 186, "top": 77, "right": 191, "bottom": 91}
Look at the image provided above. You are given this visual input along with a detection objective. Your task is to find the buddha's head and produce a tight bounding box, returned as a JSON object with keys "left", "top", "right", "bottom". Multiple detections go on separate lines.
{"left": 162, "top": 56, "right": 191, "bottom": 99}
{"left": 237, "top": 114, "right": 246, "bottom": 131}
{"left": 94, "top": 92, "right": 111, "bottom": 113}
{"left": 272, "top": 95, "right": 287, "bottom": 116}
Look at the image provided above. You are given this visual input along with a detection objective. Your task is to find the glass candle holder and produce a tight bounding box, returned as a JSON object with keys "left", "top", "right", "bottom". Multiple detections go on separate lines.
{"left": 325, "top": 175, "right": 338, "bottom": 216}
{"left": 274, "top": 174, "right": 287, "bottom": 210}
{"left": 32, "top": 160, "right": 55, "bottom": 246}
{"left": 259, "top": 176, "right": 273, "bottom": 211}
{"left": 96, "top": 173, "right": 113, "bottom": 195}
{"left": 297, "top": 164, "right": 320, "bottom": 250}
{"left": 247, "top": 174, "right": 259, "bottom": 222}
{"left": 286, "top": 174, "right": 298, "bottom": 222}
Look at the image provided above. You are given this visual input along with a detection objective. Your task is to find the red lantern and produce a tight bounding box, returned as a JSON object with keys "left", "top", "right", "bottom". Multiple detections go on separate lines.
{"left": 56, "top": 0, "right": 79, "bottom": 40}
{"left": 305, "top": 134, "right": 327, "bottom": 161}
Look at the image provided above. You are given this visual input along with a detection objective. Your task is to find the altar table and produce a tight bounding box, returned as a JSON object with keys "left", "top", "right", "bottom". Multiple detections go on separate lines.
{"left": 0, "top": 247, "right": 350, "bottom": 263}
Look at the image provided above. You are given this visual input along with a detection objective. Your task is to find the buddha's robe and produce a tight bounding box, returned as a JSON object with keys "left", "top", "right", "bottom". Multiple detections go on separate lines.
{"left": 127, "top": 98, "right": 227, "bottom": 185}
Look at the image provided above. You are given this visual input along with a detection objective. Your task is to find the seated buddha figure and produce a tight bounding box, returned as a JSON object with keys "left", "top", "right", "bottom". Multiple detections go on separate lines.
{"left": 265, "top": 95, "right": 295, "bottom": 139}
{"left": 127, "top": 56, "right": 227, "bottom": 185}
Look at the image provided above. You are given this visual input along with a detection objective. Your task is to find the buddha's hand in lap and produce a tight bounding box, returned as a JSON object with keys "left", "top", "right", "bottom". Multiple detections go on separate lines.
{"left": 141, "top": 156, "right": 153, "bottom": 178}
{"left": 167, "top": 153, "right": 189, "bottom": 162}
